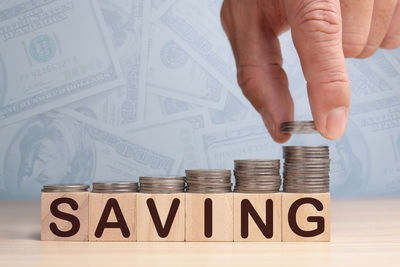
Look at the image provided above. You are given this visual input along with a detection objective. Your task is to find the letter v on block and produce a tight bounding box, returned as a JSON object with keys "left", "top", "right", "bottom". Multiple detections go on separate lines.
{"left": 137, "top": 193, "right": 185, "bottom": 241}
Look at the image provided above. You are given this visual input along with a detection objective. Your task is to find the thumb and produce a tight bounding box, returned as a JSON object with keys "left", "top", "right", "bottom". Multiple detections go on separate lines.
{"left": 285, "top": 0, "right": 350, "bottom": 140}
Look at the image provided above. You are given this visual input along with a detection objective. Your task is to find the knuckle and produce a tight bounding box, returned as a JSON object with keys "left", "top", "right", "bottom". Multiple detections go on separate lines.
{"left": 297, "top": 0, "right": 341, "bottom": 36}
{"left": 342, "top": 41, "right": 365, "bottom": 58}
{"left": 381, "top": 35, "right": 400, "bottom": 50}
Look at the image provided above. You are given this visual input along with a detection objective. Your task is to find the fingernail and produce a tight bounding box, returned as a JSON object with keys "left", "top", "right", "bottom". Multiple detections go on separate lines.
{"left": 325, "top": 107, "right": 348, "bottom": 139}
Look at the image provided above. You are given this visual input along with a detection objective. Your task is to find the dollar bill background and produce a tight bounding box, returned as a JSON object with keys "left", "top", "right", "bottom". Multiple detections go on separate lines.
{"left": 0, "top": 0, "right": 399, "bottom": 199}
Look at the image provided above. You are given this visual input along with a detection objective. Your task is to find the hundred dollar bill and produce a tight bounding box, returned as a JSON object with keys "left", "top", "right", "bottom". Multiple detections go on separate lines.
{"left": 0, "top": 0, "right": 124, "bottom": 126}
{"left": 197, "top": 120, "right": 281, "bottom": 171}
{"left": 146, "top": 24, "right": 227, "bottom": 109}
{"left": 145, "top": 90, "right": 248, "bottom": 125}
{"left": 0, "top": 109, "right": 178, "bottom": 199}
{"left": 68, "top": 0, "right": 151, "bottom": 126}
{"left": 155, "top": 0, "right": 250, "bottom": 105}
{"left": 124, "top": 110, "right": 208, "bottom": 171}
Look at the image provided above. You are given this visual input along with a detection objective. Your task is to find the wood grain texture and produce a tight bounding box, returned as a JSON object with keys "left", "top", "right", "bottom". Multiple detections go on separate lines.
{"left": 185, "top": 193, "right": 233, "bottom": 241}
{"left": 233, "top": 193, "right": 282, "bottom": 242}
{"left": 89, "top": 193, "right": 137, "bottom": 242}
{"left": 1, "top": 198, "right": 399, "bottom": 266}
{"left": 137, "top": 193, "right": 185, "bottom": 241}
{"left": 41, "top": 192, "right": 89, "bottom": 241}
{"left": 282, "top": 193, "right": 330, "bottom": 242}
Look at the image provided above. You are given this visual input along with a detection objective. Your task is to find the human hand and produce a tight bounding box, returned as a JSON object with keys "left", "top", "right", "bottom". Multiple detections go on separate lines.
{"left": 221, "top": 0, "right": 400, "bottom": 143}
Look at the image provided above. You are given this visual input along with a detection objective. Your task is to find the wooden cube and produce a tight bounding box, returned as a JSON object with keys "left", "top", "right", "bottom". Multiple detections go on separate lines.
{"left": 41, "top": 192, "right": 89, "bottom": 241}
{"left": 89, "top": 193, "right": 137, "bottom": 241}
{"left": 137, "top": 193, "right": 185, "bottom": 241}
{"left": 282, "top": 193, "right": 330, "bottom": 242}
{"left": 185, "top": 193, "right": 233, "bottom": 241}
{"left": 233, "top": 193, "right": 282, "bottom": 242}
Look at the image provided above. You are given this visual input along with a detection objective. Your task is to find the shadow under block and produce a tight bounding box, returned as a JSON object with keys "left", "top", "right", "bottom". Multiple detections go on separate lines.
{"left": 137, "top": 193, "right": 185, "bottom": 241}
{"left": 282, "top": 193, "right": 330, "bottom": 242}
{"left": 185, "top": 193, "right": 233, "bottom": 241}
{"left": 233, "top": 193, "right": 282, "bottom": 242}
{"left": 41, "top": 192, "right": 89, "bottom": 241}
{"left": 89, "top": 193, "right": 137, "bottom": 242}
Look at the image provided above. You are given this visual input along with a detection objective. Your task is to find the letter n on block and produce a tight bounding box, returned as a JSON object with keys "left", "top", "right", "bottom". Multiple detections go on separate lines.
{"left": 41, "top": 192, "right": 89, "bottom": 241}
{"left": 233, "top": 193, "right": 282, "bottom": 241}
{"left": 282, "top": 193, "right": 330, "bottom": 242}
{"left": 137, "top": 193, "right": 185, "bottom": 241}
{"left": 89, "top": 193, "right": 137, "bottom": 241}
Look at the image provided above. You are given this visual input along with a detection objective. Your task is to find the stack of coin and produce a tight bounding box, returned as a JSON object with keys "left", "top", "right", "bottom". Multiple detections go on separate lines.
{"left": 92, "top": 182, "right": 138, "bottom": 193}
{"left": 42, "top": 184, "right": 90, "bottom": 192}
{"left": 234, "top": 160, "right": 281, "bottom": 193}
{"left": 280, "top": 121, "right": 317, "bottom": 134}
{"left": 139, "top": 176, "right": 185, "bottom": 193}
{"left": 185, "top": 170, "right": 232, "bottom": 193}
{"left": 282, "top": 146, "right": 330, "bottom": 193}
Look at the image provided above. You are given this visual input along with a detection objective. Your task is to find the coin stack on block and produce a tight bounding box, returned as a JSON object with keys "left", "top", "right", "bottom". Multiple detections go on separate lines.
{"left": 139, "top": 176, "right": 185, "bottom": 193}
{"left": 233, "top": 160, "right": 281, "bottom": 193}
{"left": 92, "top": 182, "right": 138, "bottom": 193}
{"left": 185, "top": 170, "right": 232, "bottom": 193}
{"left": 282, "top": 146, "right": 330, "bottom": 193}
{"left": 42, "top": 184, "right": 90, "bottom": 192}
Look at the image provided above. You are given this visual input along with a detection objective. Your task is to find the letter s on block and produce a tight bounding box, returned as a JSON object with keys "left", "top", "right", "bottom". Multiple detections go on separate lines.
{"left": 49, "top": 197, "right": 80, "bottom": 237}
{"left": 288, "top": 198, "right": 324, "bottom": 237}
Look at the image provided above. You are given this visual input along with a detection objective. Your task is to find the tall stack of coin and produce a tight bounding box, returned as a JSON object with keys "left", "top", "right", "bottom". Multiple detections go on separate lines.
{"left": 185, "top": 170, "right": 232, "bottom": 193}
{"left": 282, "top": 146, "right": 330, "bottom": 193}
{"left": 139, "top": 176, "right": 185, "bottom": 193}
{"left": 234, "top": 160, "right": 281, "bottom": 193}
{"left": 92, "top": 182, "right": 138, "bottom": 193}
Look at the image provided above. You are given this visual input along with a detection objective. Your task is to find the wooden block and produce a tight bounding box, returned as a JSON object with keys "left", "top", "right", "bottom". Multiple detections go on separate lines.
{"left": 137, "top": 193, "right": 185, "bottom": 241}
{"left": 89, "top": 193, "right": 137, "bottom": 242}
{"left": 185, "top": 193, "right": 233, "bottom": 241}
{"left": 233, "top": 193, "right": 282, "bottom": 242}
{"left": 41, "top": 192, "right": 89, "bottom": 241}
{"left": 282, "top": 193, "right": 330, "bottom": 242}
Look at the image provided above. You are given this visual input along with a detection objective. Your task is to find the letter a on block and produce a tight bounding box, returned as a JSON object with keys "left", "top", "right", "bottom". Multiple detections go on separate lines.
{"left": 89, "top": 193, "right": 137, "bottom": 241}
{"left": 95, "top": 198, "right": 130, "bottom": 238}
{"left": 282, "top": 193, "right": 330, "bottom": 242}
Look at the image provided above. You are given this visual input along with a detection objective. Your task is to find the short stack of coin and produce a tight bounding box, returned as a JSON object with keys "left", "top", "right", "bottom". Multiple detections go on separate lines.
{"left": 280, "top": 121, "right": 317, "bottom": 134}
{"left": 282, "top": 146, "right": 330, "bottom": 193}
{"left": 42, "top": 184, "right": 90, "bottom": 192}
{"left": 185, "top": 170, "right": 232, "bottom": 193}
{"left": 92, "top": 182, "right": 138, "bottom": 193}
{"left": 139, "top": 176, "right": 185, "bottom": 193}
{"left": 234, "top": 160, "right": 281, "bottom": 193}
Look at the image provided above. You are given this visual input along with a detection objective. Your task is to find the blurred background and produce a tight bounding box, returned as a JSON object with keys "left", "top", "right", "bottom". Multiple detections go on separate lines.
{"left": 0, "top": 0, "right": 399, "bottom": 199}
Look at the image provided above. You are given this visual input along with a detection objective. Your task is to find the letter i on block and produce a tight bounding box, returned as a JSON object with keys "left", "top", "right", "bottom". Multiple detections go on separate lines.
{"left": 41, "top": 185, "right": 89, "bottom": 241}
{"left": 282, "top": 193, "right": 330, "bottom": 242}
{"left": 185, "top": 193, "right": 234, "bottom": 241}
{"left": 137, "top": 193, "right": 185, "bottom": 241}
{"left": 233, "top": 193, "right": 282, "bottom": 241}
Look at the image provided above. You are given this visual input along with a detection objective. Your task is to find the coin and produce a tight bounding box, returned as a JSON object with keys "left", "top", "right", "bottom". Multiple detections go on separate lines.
{"left": 233, "top": 159, "right": 281, "bottom": 193}
{"left": 139, "top": 176, "right": 185, "bottom": 193}
{"left": 282, "top": 145, "right": 330, "bottom": 193}
{"left": 280, "top": 121, "right": 317, "bottom": 134}
{"left": 185, "top": 169, "right": 232, "bottom": 193}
